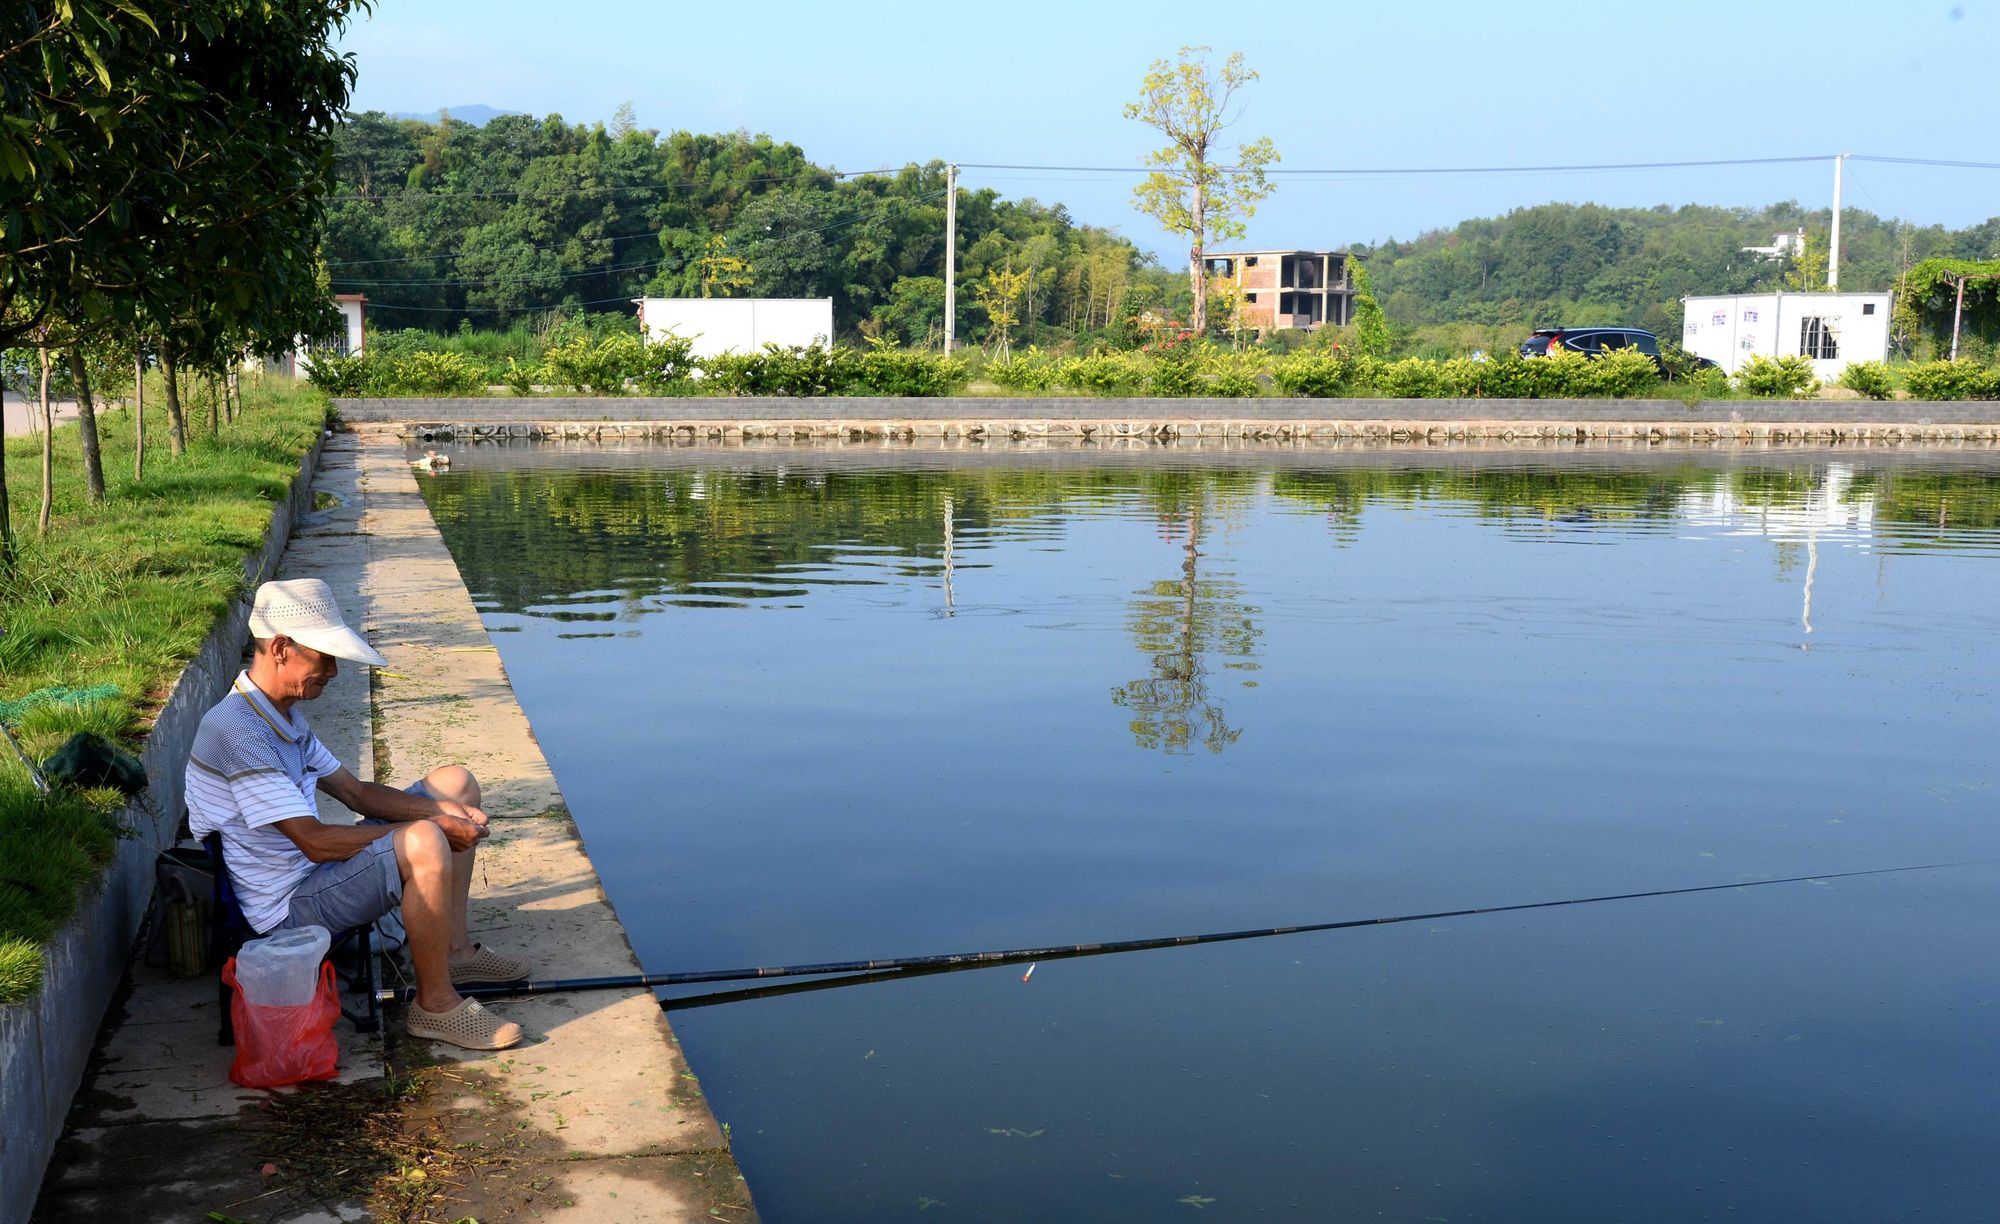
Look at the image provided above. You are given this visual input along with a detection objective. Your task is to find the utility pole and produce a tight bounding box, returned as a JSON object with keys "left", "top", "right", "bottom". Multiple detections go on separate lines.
{"left": 1828, "top": 154, "right": 1845, "bottom": 290}
{"left": 943, "top": 163, "right": 958, "bottom": 354}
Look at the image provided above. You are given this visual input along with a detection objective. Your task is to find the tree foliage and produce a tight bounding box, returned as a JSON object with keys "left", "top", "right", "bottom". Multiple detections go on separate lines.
{"left": 1355, "top": 201, "right": 2000, "bottom": 353}
{"left": 1893, "top": 258, "right": 2000, "bottom": 357}
{"left": 1124, "top": 47, "right": 1278, "bottom": 335}
{"left": 0, "top": 0, "right": 360, "bottom": 556}
{"left": 320, "top": 113, "right": 1179, "bottom": 347}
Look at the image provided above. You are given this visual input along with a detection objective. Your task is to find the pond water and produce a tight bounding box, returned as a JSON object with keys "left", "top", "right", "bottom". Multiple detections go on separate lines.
{"left": 419, "top": 443, "right": 2000, "bottom": 1222}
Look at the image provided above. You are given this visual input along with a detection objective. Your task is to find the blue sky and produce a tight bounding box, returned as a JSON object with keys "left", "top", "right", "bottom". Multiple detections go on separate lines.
{"left": 338, "top": 0, "right": 1999, "bottom": 258}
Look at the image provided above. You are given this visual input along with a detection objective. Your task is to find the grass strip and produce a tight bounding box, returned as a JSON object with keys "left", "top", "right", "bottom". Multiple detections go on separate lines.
{"left": 0, "top": 376, "right": 328, "bottom": 1003}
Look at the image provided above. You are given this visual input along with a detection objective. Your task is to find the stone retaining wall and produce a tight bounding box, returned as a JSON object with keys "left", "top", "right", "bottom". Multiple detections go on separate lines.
{"left": 334, "top": 394, "right": 2000, "bottom": 428}
{"left": 0, "top": 431, "right": 326, "bottom": 1224}
{"left": 362, "top": 416, "right": 2000, "bottom": 447}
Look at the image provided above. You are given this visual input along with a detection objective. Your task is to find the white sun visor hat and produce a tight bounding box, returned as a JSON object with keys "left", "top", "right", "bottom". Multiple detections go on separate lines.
{"left": 247, "top": 578, "right": 389, "bottom": 667}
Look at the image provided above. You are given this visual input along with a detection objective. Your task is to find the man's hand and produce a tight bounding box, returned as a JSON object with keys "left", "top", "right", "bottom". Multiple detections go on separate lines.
{"left": 435, "top": 811, "right": 489, "bottom": 851}
{"left": 437, "top": 799, "right": 490, "bottom": 831}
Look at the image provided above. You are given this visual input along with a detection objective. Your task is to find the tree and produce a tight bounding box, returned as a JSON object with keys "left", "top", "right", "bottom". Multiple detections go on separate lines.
{"left": 973, "top": 265, "right": 1030, "bottom": 358}
{"left": 1780, "top": 231, "right": 1830, "bottom": 291}
{"left": 697, "top": 235, "right": 754, "bottom": 297}
{"left": 1124, "top": 47, "right": 1278, "bottom": 334}
{"left": 1350, "top": 261, "right": 1392, "bottom": 357}
{"left": 2, "top": 0, "right": 363, "bottom": 520}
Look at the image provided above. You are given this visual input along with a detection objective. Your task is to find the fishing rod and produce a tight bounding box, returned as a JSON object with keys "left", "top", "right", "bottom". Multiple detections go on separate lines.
{"left": 0, "top": 718, "right": 50, "bottom": 795}
{"left": 379, "top": 859, "right": 1983, "bottom": 1006}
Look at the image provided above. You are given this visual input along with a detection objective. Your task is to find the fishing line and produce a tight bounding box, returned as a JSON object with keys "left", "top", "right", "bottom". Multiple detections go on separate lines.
{"left": 380, "top": 859, "right": 1984, "bottom": 1007}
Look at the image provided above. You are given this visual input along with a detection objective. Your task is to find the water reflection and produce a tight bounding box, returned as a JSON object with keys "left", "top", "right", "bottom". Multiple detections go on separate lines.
{"left": 1110, "top": 484, "right": 1262, "bottom": 754}
{"left": 417, "top": 441, "right": 2000, "bottom": 1224}
{"left": 424, "top": 451, "right": 2000, "bottom": 624}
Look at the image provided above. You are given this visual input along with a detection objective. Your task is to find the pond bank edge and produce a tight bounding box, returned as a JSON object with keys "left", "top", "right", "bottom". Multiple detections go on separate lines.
{"left": 333, "top": 394, "right": 2000, "bottom": 435}
{"left": 0, "top": 431, "right": 326, "bottom": 1224}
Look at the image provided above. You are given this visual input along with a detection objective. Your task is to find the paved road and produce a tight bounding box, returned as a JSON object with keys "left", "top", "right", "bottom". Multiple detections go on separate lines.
{"left": 1, "top": 394, "right": 80, "bottom": 437}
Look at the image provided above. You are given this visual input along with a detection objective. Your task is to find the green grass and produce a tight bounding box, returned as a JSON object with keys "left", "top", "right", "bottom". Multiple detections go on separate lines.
{"left": 0, "top": 772, "right": 126, "bottom": 1001}
{"left": 0, "top": 375, "right": 328, "bottom": 1003}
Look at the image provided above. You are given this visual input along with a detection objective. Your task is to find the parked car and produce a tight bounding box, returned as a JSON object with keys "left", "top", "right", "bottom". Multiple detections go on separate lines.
{"left": 1520, "top": 327, "right": 1660, "bottom": 358}
{"left": 1520, "top": 327, "right": 1717, "bottom": 375}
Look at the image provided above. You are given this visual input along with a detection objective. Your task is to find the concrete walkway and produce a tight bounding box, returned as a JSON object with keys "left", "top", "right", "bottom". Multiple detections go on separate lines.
{"left": 37, "top": 433, "right": 752, "bottom": 1222}
{"left": 2, "top": 396, "right": 81, "bottom": 437}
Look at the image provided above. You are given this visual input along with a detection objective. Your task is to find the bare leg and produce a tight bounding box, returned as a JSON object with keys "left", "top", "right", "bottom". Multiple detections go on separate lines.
{"left": 419, "top": 764, "right": 482, "bottom": 956}
{"left": 393, "top": 820, "right": 463, "bottom": 1014}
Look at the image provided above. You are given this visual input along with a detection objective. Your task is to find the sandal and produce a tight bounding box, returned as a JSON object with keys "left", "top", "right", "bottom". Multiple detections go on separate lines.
{"left": 449, "top": 943, "right": 529, "bottom": 985}
{"left": 406, "top": 997, "right": 523, "bottom": 1050}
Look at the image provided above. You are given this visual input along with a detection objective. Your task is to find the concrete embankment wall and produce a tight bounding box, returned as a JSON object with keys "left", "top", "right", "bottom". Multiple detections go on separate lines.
{"left": 0, "top": 434, "right": 325, "bottom": 1224}
{"left": 337, "top": 395, "right": 2000, "bottom": 444}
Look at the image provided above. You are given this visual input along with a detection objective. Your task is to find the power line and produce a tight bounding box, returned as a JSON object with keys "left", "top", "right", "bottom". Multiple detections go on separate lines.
{"left": 333, "top": 255, "right": 665, "bottom": 288}
{"left": 957, "top": 154, "right": 1839, "bottom": 177}
{"left": 326, "top": 229, "right": 662, "bottom": 268}
{"left": 332, "top": 189, "right": 949, "bottom": 291}
{"left": 1849, "top": 154, "right": 2000, "bottom": 172}
{"left": 342, "top": 165, "right": 916, "bottom": 202}
{"left": 363, "top": 295, "right": 641, "bottom": 314}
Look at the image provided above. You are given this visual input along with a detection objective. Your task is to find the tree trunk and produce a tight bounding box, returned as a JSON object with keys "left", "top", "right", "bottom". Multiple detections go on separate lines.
{"left": 0, "top": 376, "right": 13, "bottom": 565}
{"left": 206, "top": 374, "right": 219, "bottom": 435}
{"left": 1188, "top": 176, "right": 1208, "bottom": 335}
{"left": 160, "top": 342, "right": 186, "bottom": 455}
{"left": 38, "top": 348, "right": 55, "bottom": 535}
{"left": 226, "top": 369, "right": 240, "bottom": 422}
{"left": 67, "top": 348, "right": 106, "bottom": 504}
{"left": 134, "top": 351, "right": 145, "bottom": 482}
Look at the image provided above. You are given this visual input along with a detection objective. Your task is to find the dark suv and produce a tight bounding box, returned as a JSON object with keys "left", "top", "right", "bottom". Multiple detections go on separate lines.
{"left": 1519, "top": 327, "right": 1661, "bottom": 358}
{"left": 1519, "top": 327, "right": 1717, "bottom": 377}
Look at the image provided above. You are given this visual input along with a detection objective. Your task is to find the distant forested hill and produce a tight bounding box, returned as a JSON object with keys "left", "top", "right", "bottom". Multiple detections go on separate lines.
{"left": 321, "top": 110, "right": 1174, "bottom": 344}
{"left": 1352, "top": 202, "right": 2000, "bottom": 336}
{"left": 320, "top": 110, "right": 2000, "bottom": 348}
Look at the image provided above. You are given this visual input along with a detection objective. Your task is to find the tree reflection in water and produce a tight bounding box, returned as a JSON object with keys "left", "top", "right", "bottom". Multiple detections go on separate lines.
{"left": 1110, "top": 479, "right": 1262, "bottom": 754}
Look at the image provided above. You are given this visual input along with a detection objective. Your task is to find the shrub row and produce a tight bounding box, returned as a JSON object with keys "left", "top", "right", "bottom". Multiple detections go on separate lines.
{"left": 989, "top": 346, "right": 1670, "bottom": 399}
{"left": 1897, "top": 360, "right": 2000, "bottom": 400}
{"left": 308, "top": 336, "right": 971, "bottom": 398}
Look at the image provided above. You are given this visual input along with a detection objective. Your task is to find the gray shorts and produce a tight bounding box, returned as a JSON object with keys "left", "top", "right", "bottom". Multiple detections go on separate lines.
{"left": 273, "top": 780, "right": 433, "bottom": 934}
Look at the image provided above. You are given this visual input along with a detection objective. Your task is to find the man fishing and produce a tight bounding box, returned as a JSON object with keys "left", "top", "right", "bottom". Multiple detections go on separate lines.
{"left": 186, "top": 578, "right": 528, "bottom": 1050}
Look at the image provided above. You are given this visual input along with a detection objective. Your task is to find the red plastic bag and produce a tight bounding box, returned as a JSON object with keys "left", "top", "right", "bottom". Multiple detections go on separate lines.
{"left": 221, "top": 957, "right": 340, "bottom": 1088}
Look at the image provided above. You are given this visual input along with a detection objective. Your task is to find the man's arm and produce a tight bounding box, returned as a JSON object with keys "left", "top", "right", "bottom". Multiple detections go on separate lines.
{"left": 274, "top": 815, "right": 401, "bottom": 864}
{"left": 317, "top": 766, "right": 489, "bottom": 841}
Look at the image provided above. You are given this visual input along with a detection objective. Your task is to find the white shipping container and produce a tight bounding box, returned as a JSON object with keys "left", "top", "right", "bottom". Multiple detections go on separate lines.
{"left": 636, "top": 298, "right": 835, "bottom": 359}
{"left": 1680, "top": 291, "right": 1892, "bottom": 381}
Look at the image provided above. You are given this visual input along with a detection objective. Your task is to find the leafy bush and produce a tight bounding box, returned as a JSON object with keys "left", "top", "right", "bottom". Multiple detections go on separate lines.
{"left": 305, "top": 349, "right": 484, "bottom": 396}
{"left": 1060, "top": 351, "right": 1146, "bottom": 396}
{"left": 985, "top": 348, "right": 1063, "bottom": 393}
{"left": 303, "top": 354, "right": 367, "bottom": 396}
{"left": 1461, "top": 352, "right": 1538, "bottom": 398}
{"left": 695, "top": 352, "right": 759, "bottom": 396}
{"left": 697, "top": 343, "right": 860, "bottom": 396}
{"left": 1147, "top": 349, "right": 1204, "bottom": 397}
{"left": 394, "top": 350, "right": 487, "bottom": 396}
{"left": 1676, "top": 367, "right": 1731, "bottom": 403}
{"left": 1900, "top": 360, "right": 1997, "bottom": 400}
{"left": 1588, "top": 348, "right": 1665, "bottom": 398}
{"left": 1838, "top": 360, "right": 1895, "bottom": 400}
{"left": 1272, "top": 352, "right": 1357, "bottom": 397}
{"left": 1374, "top": 358, "right": 1451, "bottom": 398}
{"left": 1655, "top": 339, "right": 1707, "bottom": 383}
{"left": 634, "top": 334, "right": 700, "bottom": 395}
{"left": 1735, "top": 354, "right": 1821, "bottom": 398}
{"left": 854, "top": 349, "right": 970, "bottom": 396}
{"left": 1204, "top": 352, "right": 1265, "bottom": 398}
{"left": 541, "top": 334, "right": 644, "bottom": 395}
{"left": 502, "top": 356, "right": 536, "bottom": 397}
{"left": 1527, "top": 348, "right": 1597, "bottom": 398}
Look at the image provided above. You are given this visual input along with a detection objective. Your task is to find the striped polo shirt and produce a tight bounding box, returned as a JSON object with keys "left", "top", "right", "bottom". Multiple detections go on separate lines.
{"left": 185, "top": 672, "right": 345, "bottom": 932}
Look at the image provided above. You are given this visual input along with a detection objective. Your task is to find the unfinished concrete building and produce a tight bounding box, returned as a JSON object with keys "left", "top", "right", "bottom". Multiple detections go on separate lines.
{"left": 1204, "top": 250, "right": 1356, "bottom": 333}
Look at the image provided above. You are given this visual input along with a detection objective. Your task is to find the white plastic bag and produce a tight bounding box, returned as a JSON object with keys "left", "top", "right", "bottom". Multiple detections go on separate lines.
{"left": 234, "top": 925, "right": 331, "bottom": 1006}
